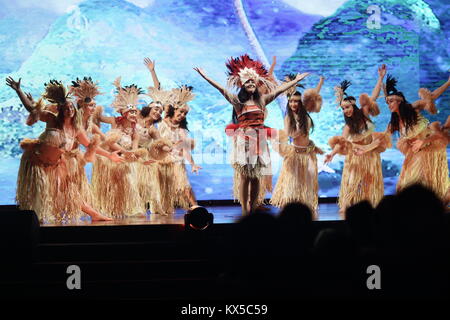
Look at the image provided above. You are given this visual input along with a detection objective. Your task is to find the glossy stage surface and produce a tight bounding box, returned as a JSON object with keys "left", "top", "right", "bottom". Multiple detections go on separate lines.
{"left": 42, "top": 202, "right": 341, "bottom": 227}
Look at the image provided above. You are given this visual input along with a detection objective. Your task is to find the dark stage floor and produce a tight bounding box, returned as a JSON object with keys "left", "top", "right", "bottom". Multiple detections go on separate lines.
{"left": 42, "top": 202, "right": 341, "bottom": 227}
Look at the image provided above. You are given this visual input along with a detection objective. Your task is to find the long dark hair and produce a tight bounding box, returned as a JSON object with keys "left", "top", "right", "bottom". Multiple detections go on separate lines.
{"left": 388, "top": 93, "right": 418, "bottom": 134}
{"left": 140, "top": 103, "right": 162, "bottom": 124}
{"left": 286, "top": 91, "right": 314, "bottom": 136}
{"left": 55, "top": 101, "right": 78, "bottom": 130}
{"left": 166, "top": 104, "right": 188, "bottom": 130}
{"left": 232, "top": 87, "right": 262, "bottom": 124}
{"left": 342, "top": 97, "right": 371, "bottom": 134}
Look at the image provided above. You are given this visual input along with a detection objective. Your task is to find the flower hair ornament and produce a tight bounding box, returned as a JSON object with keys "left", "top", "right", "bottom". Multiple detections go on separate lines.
{"left": 226, "top": 54, "right": 276, "bottom": 91}
{"left": 170, "top": 85, "right": 195, "bottom": 111}
{"left": 112, "top": 77, "right": 143, "bottom": 114}
{"left": 69, "top": 76, "right": 102, "bottom": 104}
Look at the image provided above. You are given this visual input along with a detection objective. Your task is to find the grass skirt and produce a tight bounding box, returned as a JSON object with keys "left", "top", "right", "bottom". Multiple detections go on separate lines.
{"left": 397, "top": 146, "right": 449, "bottom": 200}
{"left": 149, "top": 161, "right": 191, "bottom": 214}
{"left": 338, "top": 151, "right": 384, "bottom": 216}
{"left": 270, "top": 146, "right": 319, "bottom": 217}
{"left": 91, "top": 157, "right": 144, "bottom": 218}
{"left": 16, "top": 150, "right": 90, "bottom": 223}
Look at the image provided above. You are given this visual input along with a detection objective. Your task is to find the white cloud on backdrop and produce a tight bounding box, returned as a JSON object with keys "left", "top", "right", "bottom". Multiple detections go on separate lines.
{"left": 282, "top": 0, "right": 348, "bottom": 16}
{"left": 0, "top": 0, "right": 155, "bottom": 14}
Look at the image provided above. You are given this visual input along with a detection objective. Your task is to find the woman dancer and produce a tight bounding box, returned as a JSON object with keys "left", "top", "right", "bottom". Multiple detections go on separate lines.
{"left": 324, "top": 65, "right": 390, "bottom": 216}
{"left": 194, "top": 55, "right": 309, "bottom": 214}
{"left": 91, "top": 78, "right": 148, "bottom": 218}
{"left": 383, "top": 73, "right": 450, "bottom": 201}
{"left": 270, "top": 75, "right": 324, "bottom": 217}
{"left": 6, "top": 77, "right": 122, "bottom": 222}
{"left": 136, "top": 85, "right": 173, "bottom": 211}
{"left": 156, "top": 85, "right": 200, "bottom": 215}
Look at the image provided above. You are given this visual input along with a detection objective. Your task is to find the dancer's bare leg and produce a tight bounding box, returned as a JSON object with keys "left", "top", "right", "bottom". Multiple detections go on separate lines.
{"left": 82, "top": 203, "right": 113, "bottom": 221}
{"left": 185, "top": 187, "right": 199, "bottom": 209}
{"left": 239, "top": 174, "right": 250, "bottom": 215}
{"left": 249, "top": 177, "right": 260, "bottom": 213}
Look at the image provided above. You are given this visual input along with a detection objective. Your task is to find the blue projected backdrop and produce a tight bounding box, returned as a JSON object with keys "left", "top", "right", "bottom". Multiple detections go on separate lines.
{"left": 0, "top": 0, "right": 449, "bottom": 204}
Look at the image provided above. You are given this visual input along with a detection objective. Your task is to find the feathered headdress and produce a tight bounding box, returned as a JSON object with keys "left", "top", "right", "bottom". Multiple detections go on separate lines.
{"left": 170, "top": 85, "right": 195, "bottom": 111}
{"left": 283, "top": 73, "right": 305, "bottom": 98}
{"left": 43, "top": 80, "right": 70, "bottom": 105}
{"left": 69, "top": 76, "right": 102, "bottom": 104}
{"left": 226, "top": 54, "right": 275, "bottom": 91}
{"left": 111, "top": 77, "right": 144, "bottom": 114}
{"left": 383, "top": 74, "right": 403, "bottom": 98}
{"left": 334, "top": 80, "right": 352, "bottom": 104}
{"left": 146, "top": 86, "right": 174, "bottom": 108}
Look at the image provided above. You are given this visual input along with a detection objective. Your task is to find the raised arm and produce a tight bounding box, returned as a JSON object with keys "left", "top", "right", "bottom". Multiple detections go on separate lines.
{"left": 360, "top": 65, "right": 386, "bottom": 117}
{"left": 316, "top": 76, "right": 325, "bottom": 93}
{"left": 6, "top": 77, "right": 35, "bottom": 112}
{"left": 371, "top": 64, "right": 386, "bottom": 101}
{"left": 263, "top": 72, "right": 310, "bottom": 105}
{"left": 144, "top": 58, "right": 161, "bottom": 90}
{"left": 268, "top": 56, "right": 276, "bottom": 79}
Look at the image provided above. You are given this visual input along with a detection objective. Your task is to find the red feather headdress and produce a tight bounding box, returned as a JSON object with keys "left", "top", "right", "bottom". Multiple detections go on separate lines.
{"left": 226, "top": 54, "right": 275, "bottom": 91}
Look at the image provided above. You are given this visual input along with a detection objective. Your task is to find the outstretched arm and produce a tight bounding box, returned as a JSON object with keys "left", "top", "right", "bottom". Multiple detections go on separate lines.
{"left": 324, "top": 126, "right": 350, "bottom": 163}
{"left": 144, "top": 58, "right": 161, "bottom": 90}
{"left": 98, "top": 114, "right": 115, "bottom": 125}
{"left": 6, "top": 77, "right": 35, "bottom": 112}
{"left": 193, "top": 67, "right": 231, "bottom": 99}
{"left": 431, "top": 75, "right": 450, "bottom": 100}
{"left": 76, "top": 129, "right": 123, "bottom": 162}
{"left": 263, "top": 72, "right": 310, "bottom": 105}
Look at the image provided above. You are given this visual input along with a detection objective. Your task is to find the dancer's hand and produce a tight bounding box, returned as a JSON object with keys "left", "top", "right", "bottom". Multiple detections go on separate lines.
{"left": 295, "top": 72, "right": 310, "bottom": 82}
{"left": 324, "top": 153, "right": 334, "bottom": 164}
{"left": 110, "top": 150, "right": 124, "bottom": 163}
{"left": 144, "top": 58, "right": 155, "bottom": 71}
{"left": 315, "top": 146, "right": 325, "bottom": 155}
{"left": 25, "top": 92, "right": 35, "bottom": 104}
{"left": 191, "top": 164, "right": 202, "bottom": 174}
{"left": 378, "top": 64, "right": 387, "bottom": 78}
{"left": 411, "top": 139, "right": 425, "bottom": 153}
{"left": 193, "top": 67, "right": 206, "bottom": 77}
{"left": 6, "top": 77, "right": 21, "bottom": 91}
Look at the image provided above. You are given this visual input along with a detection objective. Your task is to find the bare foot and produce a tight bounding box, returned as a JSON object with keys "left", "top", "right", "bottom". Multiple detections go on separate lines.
{"left": 90, "top": 212, "right": 113, "bottom": 221}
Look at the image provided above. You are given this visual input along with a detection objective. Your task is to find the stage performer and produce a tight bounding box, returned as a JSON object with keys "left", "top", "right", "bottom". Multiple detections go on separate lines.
{"left": 92, "top": 77, "right": 149, "bottom": 218}
{"left": 6, "top": 77, "right": 122, "bottom": 222}
{"left": 383, "top": 73, "right": 450, "bottom": 202}
{"left": 155, "top": 85, "right": 200, "bottom": 215}
{"left": 136, "top": 85, "right": 173, "bottom": 212}
{"left": 194, "top": 55, "right": 309, "bottom": 215}
{"left": 324, "top": 65, "right": 389, "bottom": 217}
{"left": 270, "top": 74, "right": 325, "bottom": 217}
